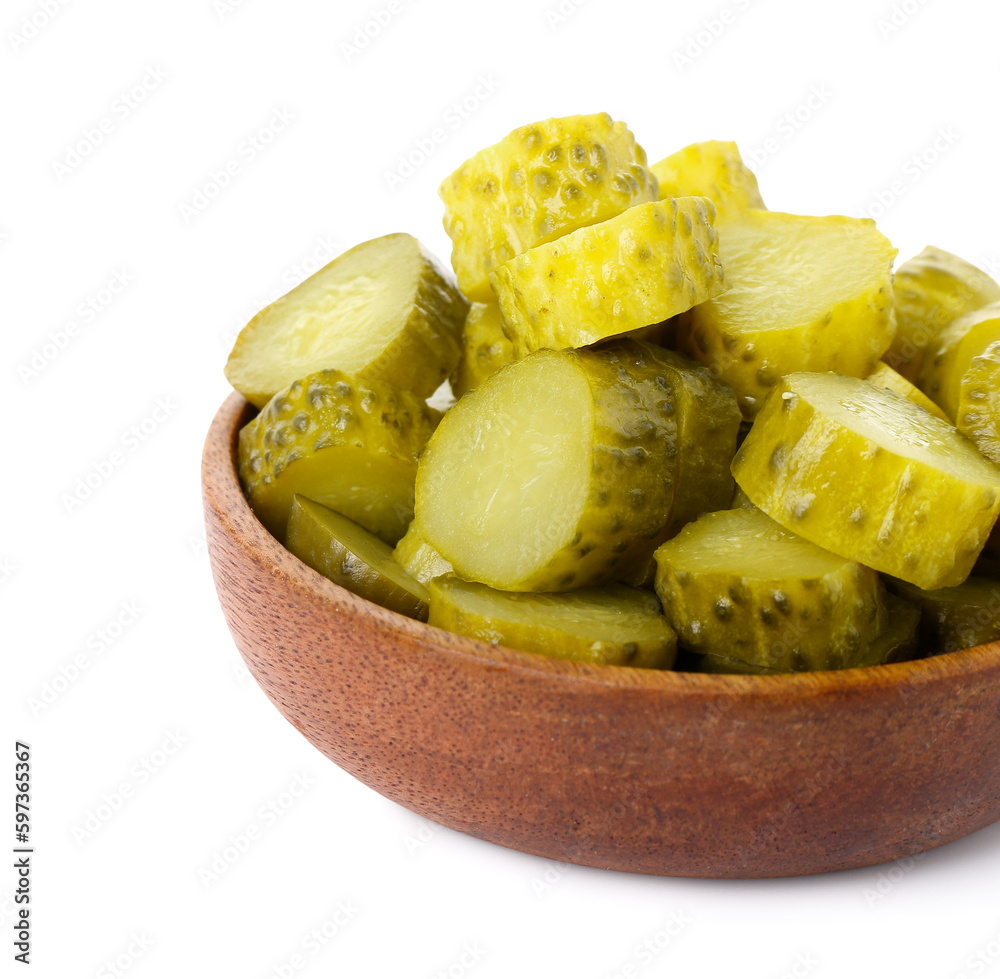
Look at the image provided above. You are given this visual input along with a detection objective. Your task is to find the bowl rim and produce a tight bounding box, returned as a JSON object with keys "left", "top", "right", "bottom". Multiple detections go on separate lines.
{"left": 204, "top": 390, "right": 1000, "bottom": 698}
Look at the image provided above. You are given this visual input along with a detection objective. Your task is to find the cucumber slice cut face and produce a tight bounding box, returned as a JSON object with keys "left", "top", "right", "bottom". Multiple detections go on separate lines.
{"left": 286, "top": 496, "right": 429, "bottom": 620}
{"left": 866, "top": 362, "right": 949, "bottom": 422}
{"left": 415, "top": 341, "right": 682, "bottom": 592}
{"left": 428, "top": 576, "right": 677, "bottom": 669}
{"left": 654, "top": 508, "right": 887, "bottom": 672}
{"left": 225, "top": 234, "right": 468, "bottom": 408}
{"left": 491, "top": 197, "right": 724, "bottom": 358}
{"left": 732, "top": 372, "right": 1000, "bottom": 589}
{"left": 681, "top": 210, "right": 897, "bottom": 418}
{"left": 239, "top": 369, "right": 439, "bottom": 543}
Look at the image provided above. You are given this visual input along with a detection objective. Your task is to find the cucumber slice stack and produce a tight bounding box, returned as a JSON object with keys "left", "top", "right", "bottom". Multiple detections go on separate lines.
{"left": 439, "top": 113, "right": 657, "bottom": 301}
{"left": 221, "top": 110, "right": 1000, "bottom": 673}
{"left": 491, "top": 197, "right": 724, "bottom": 357}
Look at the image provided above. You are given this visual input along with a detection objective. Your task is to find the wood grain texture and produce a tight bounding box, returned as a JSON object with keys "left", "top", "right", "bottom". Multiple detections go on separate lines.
{"left": 203, "top": 391, "right": 1000, "bottom": 878}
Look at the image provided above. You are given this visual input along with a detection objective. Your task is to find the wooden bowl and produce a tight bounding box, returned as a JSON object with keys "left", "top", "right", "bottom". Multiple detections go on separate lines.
{"left": 203, "top": 392, "right": 1000, "bottom": 878}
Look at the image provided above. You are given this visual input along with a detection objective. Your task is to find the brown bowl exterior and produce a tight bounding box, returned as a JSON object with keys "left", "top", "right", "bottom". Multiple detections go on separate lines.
{"left": 203, "top": 392, "right": 1000, "bottom": 878}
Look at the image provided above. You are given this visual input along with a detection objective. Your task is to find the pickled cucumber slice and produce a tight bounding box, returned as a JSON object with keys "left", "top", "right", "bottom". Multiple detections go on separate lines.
{"left": 865, "top": 362, "right": 949, "bottom": 422}
{"left": 491, "top": 198, "right": 724, "bottom": 358}
{"left": 887, "top": 576, "right": 1000, "bottom": 654}
{"left": 886, "top": 246, "right": 1000, "bottom": 381}
{"left": 428, "top": 576, "right": 677, "bottom": 669}
{"left": 439, "top": 113, "right": 657, "bottom": 301}
{"left": 701, "top": 594, "right": 919, "bottom": 673}
{"left": 618, "top": 348, "right": 741, "bottom": 586}
{"left": 392, "top": 523, "right": 453, "bottom": 585}
{"left": 450, "top": 302, "right": 514, "bottom": 398}
{"left": 286, "top": 496, "right": 429, "bottom": 619}
{"left": 239, "top": 369, "right": 439, "bottom": 543}
{"left": 653, "top": 509, "right": 887, "bottom": 671}
{"left": 732, "top": 372, "right": 1000, "bottom": 589}
{"left": 415, "top": 340, "right": 682, "bottom": 592}
{"left": 957, "top": 340, "right": 1000, "bottom": 465}
{"left": 658, "top": 349, "right": 741, "bottom": 531}
{"left": 853, "top": 594, "right": 921, "bottom": 667}
{"left": 680, "top": 210, "right": 897, "bottom": 417}
{"left": 919, "top": 303, "right": 1000, "bottom": 415}
{"left": 651, "top": 140, "right": 764, "bottom": 215}
{"left": 918, "top": 303, "right": 1000, "bottom": 464}
{"left": 225, "top": 234, "right": 468, "bottom": 408}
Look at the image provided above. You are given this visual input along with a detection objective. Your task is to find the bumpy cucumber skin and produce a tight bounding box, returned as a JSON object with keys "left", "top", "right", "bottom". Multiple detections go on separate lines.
{"left": 732, "top": 373, "right": 1000, "bottom": 590}
{"left": 616, "top": 348, "right": 741, "bottom": 587}
{"left": 428, "top": 577, "right": 677, "bottom": 669}
{"left": 226, "top": 234, "right": 469, "bottom": 408}
{"left": 653, "top": 512, "right": 887, "bottom": 672}
{"left": 680, "top": 211, "right": 897, "bottom": 419}
{"left": 440, "top": 114, "right": 657, "bottom": 302}
{"left": 655, "top": 349, "right": 741, "bottom": 532}
{"left": 372, "top": 244, "right": 470, "bottom": 398}
{"left": 450, "top": 302, "right": 514, "bottom": 398}
{"left": 957, "top": 340, "right": 1000, "bottom": 464}
{"left": 918, "top": 303, "right": 1000, "bottom": 417}
{"left": 651, "top": 140, "right": 764, "bottom": 215}
{"left": 887, "top": 576, "right": 1000, "bottom": 654}
{"left": 239, "top": 369, "right": 439, "bottom": 543}
{"left": 866, "top": 362, "right": 949, "bottom": 422}
{"left": 886, "top": 246, "right": 1000, "bottom": 382}
{"left": 392, "top": 523, "right": 454, "bottom": 585}
{"left": 415, "top": 341, "right": 683, "bottom": 592}
{"left": 700, "top": 595, "right": 918, "bottom": 673}
{"left": 286, "top": 496, "right": 429, "bottom": 620}
{"left": 918, "top": 304, "right": 1000, "bottom": 464}
{"left": 491, "top": 198, "right": 724, "bottom": 358}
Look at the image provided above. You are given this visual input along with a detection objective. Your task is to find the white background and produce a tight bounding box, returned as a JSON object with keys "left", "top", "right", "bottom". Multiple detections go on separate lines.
{"left": 5, "top": 0, "right": 1000, "bottom": 976}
